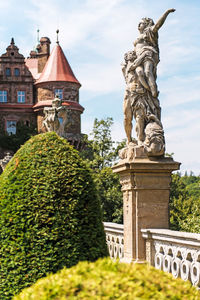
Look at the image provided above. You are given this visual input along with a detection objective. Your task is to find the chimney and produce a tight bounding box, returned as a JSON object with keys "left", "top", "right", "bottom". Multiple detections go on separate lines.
{"left": 37, "top": 37, "right": 51, "bottom": 73}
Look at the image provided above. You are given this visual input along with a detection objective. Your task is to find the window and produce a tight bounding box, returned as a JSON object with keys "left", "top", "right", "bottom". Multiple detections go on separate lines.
{"left": 14, "top": 68, "right": 20, "bottom": 76}
{"left": 5, "top": 68, "right": 11, "bottom": 76}
{"left": 58, "top": 117, "right": 63, "bottom": 125}
{"left": 0, "top": 91, "right": 7, "bottom": 102}
{"left": 17, "top": 91, "right": 25, "bottom": 103}
{"left": 6, "top": 120, "right": 17, "bottom": 135}
{"left": 55, "top": 89, "right": 63, "bottom": 99}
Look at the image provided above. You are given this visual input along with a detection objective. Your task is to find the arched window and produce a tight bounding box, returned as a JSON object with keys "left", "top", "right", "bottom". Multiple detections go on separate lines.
{"left": 5, "top": 68, "right": 11, "bottom": 76}
{"left": 14, "top": 68, "right": 20, "bottom": 76}
{"left": 6, "top": 120, "right": 17, "bottom": 135}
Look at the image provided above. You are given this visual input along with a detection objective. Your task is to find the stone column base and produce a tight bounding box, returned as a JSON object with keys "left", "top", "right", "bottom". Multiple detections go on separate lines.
{"left": 113, "top": 152, "right": 180, "bottom": 262}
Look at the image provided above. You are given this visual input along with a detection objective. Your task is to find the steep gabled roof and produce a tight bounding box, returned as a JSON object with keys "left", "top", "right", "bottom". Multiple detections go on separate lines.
{"left": 35, "top": 43, "right": 80, "bottom": 85}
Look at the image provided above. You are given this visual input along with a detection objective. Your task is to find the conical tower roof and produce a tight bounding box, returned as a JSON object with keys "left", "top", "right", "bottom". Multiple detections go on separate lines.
{"left": 35, "top": 43, "right": 80, "bottom": 85}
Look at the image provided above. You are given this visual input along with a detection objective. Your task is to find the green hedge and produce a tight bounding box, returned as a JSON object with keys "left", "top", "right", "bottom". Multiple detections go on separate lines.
{"left": 0, "top": 132, "right": 108, "bottom": 299}
{"left": 14, "top": 257, "right": 199, "bottom": 299}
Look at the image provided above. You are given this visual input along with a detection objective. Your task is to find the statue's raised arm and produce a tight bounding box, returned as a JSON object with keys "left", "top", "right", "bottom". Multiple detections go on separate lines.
{"left": 152, "top": 8, "right": 175, "bottom": 33}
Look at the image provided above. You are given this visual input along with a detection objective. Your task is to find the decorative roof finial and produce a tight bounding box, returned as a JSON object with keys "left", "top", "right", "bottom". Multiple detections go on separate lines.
{"left": 11, "top": 38, "right": 15, "bottom": 45}
{"left": 37, "top": 29, "right": 40, "bottom": 43}
{"left": 56, "top": 29, "right": 59, "bottom": 44}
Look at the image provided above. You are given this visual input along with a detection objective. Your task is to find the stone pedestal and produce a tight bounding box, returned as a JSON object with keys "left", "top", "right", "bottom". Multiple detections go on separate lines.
{"left": 112, "top": 153, "right": 180, "bottom": 263}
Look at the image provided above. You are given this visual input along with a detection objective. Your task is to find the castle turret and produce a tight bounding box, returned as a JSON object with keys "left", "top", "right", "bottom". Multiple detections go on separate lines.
{"left": 33, "top": 41, "right": 84, "bottom": 148}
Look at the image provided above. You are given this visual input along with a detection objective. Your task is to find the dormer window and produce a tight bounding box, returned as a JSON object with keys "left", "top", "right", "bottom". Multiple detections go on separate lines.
{"left": 55, "top": 89, "right": 63, "bottom": 99}
{"left": 14, "top": 68, "right": 20, "bottom": 76}
{"left": 17, "top": 91, "right": 25, "bottom": 103}
{"left": 0, "top": 91, "right": 7, "bottom": 103}
{"left": 5, "top": 68, "right": 11, "bottom": 76}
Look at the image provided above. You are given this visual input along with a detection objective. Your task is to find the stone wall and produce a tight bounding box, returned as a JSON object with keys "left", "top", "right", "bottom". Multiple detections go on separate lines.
{"left": 36, "top": 82, "right": 79, "bottom": 102}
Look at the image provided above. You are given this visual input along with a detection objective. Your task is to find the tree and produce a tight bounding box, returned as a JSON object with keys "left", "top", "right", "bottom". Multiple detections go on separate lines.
{"left": 169, "top": 172, "right": 200, "bottom": 232}
{"left": 80, "top": 118, "right": 125, "bottom": 223}
{"left": 0, "top": 121, "right": 37, "bottom": 153}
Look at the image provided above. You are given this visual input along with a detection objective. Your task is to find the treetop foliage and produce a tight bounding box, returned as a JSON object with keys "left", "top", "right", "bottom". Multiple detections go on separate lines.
{"left": 170, "top": 172, "right": 200, "bottom": 233}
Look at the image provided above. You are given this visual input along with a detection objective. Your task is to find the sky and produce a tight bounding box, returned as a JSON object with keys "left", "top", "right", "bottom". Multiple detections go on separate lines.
{"left": 0, "top": 0, "right": 199, "bottom": 175}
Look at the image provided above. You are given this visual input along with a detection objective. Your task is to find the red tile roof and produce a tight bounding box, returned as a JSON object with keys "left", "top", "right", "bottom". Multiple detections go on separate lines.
{"left": 25, "top": 58, "right": 40, "bottom": 80}
{"left": 35, "top": 44, "right": 80, "bottom": 85}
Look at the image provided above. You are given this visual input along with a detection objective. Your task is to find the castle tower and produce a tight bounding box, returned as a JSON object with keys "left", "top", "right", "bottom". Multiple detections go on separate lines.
{"left": 33, "top": 41, "right": 84, "bottom": 148}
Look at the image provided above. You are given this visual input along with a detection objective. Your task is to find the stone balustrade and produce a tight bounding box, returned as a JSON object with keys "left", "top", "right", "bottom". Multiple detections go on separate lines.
{"left": 0, "top": 152, "right": 12, "bottom": 171}
{"left": 142, "top": 229, "right": 200, "bottom": 287}
{"left": 103, "top": 222, "right": 124, "bottom": 259}
{"left": 104, "top": 223, "right": 200, "bottom": 287}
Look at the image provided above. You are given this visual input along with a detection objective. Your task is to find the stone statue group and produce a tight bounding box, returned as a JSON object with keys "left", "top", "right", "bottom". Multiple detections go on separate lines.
{"left": 122, "top": 9, "right": 175, "bottom": 158}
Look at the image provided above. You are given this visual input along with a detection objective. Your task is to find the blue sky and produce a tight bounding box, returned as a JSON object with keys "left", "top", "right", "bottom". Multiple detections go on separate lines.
{"left": 0, "top": 0, "right": 200, "bottom": 174}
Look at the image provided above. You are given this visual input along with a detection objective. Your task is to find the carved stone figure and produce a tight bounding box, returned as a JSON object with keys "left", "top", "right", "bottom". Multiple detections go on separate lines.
{"left": 121, "top": 9, "right": 175, "bottom": 158}
{"left": 42, "top": 96, "right": 80, "bottom": 139}
{"left": 43, "top": 95, "right": 63, "bottom": 133}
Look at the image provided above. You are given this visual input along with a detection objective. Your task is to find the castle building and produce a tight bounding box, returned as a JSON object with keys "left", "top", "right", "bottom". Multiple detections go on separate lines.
{"left": 0, "top": 35, "right": 84, "bottom": 148}
{"left": 0, "top": 38, "right": 35, "bottom": 135}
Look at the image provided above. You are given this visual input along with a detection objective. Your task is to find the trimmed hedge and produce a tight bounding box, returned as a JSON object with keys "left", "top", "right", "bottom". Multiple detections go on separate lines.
{"left": 14, "top": 258, "right": 199, "bottom": 299}
{"left": 0, "top": 132, "right": 108, "bottom": 299}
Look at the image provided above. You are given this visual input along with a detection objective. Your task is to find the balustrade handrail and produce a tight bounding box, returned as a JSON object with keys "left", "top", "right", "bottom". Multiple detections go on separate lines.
{"left": 141, "top": 228, "right": 200, "bottom": 247}
{"left": 103, "top": 222, "right": 124, "bottom": 234}
{"left": 142, "top": 228, "right": 200, "bottom": 287}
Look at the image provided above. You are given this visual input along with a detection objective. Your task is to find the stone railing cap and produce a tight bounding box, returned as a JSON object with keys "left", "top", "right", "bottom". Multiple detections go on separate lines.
{"left": 141, "top": 228, "right": 200, "bottom": 246}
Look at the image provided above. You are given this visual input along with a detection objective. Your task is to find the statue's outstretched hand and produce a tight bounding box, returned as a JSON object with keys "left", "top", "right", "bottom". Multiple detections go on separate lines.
{"left": 168, "top": 8, "right": 176, "bottom": 13}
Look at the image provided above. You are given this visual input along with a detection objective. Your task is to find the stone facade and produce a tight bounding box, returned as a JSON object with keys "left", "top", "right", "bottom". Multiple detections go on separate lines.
{"left": 0, "top": 38, "right": 36, "bottom": 134}
{"left": 37, "top": 82, "right": 79, "bottom": 102}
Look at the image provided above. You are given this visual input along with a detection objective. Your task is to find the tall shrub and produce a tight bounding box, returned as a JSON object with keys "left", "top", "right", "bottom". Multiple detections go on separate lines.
{"left": 14, "top": 258, "right": 199, "bottom": 300}
{"left": 0, "top": 132, "right": 108, "bottom": 299}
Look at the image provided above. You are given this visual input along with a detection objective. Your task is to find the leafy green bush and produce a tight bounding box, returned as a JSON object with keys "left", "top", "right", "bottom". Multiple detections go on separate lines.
{"left": 14, "top": 258, "right": 199, "bottom": 300}
{"left": 0, "top": 132, "right": 108, "bottom": 299}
